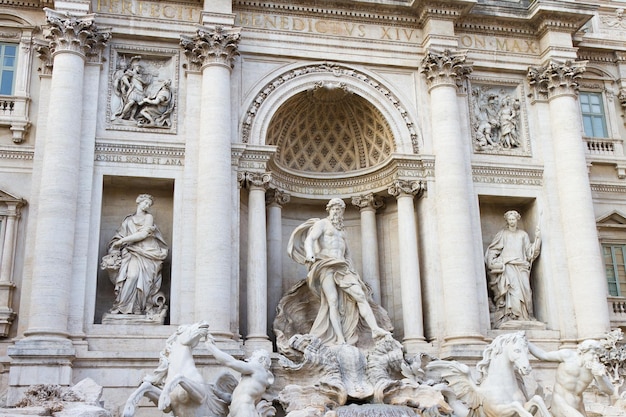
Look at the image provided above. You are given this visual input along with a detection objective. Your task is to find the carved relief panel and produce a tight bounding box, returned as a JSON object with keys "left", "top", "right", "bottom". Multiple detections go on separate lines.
{"left": 107, "top": 46, "right": 179, "bottom": 133}
{"left": 469, "top": 82, "right": 530, "bottom": 156}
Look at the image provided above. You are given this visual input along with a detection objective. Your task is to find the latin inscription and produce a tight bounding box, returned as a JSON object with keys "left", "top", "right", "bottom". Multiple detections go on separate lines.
{"left": 95, "top": 0, "right": 200, "bottom": 22}
{"left": 237, "top": 12, "right": 420, "bottom": 42}
{"left": 95, "top": 154, "right": 183, "bottom": 166}
{"left": 460, "top": 34, "right": 538, "bottom": 54}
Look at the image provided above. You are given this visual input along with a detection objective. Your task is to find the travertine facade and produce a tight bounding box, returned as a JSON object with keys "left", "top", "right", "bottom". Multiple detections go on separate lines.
{"left": 1, "top": 0, "right": 626, "bottom": 413}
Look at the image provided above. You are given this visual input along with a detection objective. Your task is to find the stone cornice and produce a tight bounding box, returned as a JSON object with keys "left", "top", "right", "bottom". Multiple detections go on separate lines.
{"left": 180, "top": 26, "right": 241, "bottom": 71}
{"left": 43, "top": 9, "right": 111, "bottom": 60}
{"left": 267, "top": 153, "right": 433, "bottom": 199}
{"left": 0, "top": 146, "right": 34, "bottom": 161}
{"left": 414, "top": 0, "right": 476, "bottom": 26}
{"left": 94, "top": 142, "right": 184, "bottom": 166}
{"left": 591, "top": 183, "right": 626, "bottom": 194}
{"left": 527, "top": 1, "right": 596, "bottom": 37}
{"left": 472, "top": 164, "right": 543, "bottom": 186}
{"left": 234, "top": 0, "right": 420, "bottom": 25}
{"left": 455, "top": 18, "right": 536, "bottom": 37}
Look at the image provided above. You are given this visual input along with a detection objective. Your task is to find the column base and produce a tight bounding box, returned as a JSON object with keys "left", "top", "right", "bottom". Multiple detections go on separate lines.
{"left": 244, "top": 335, "right": 273, "bottom": 354}
{"left": 440, "top": 334, "right": 488, "bottom": 360}
{"left": 7, "top": 336, "right": 75, "bottom": 405}
{"left": 402, "top": 337, "right": 432, "bottom": 356}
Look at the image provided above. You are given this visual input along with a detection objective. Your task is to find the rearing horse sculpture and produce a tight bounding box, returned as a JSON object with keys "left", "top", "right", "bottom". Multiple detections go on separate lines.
{"left": 122, "top": 321, "right": 237, "bottom": 417}
{"left": 427, "top": 331, "right": 551, "bottom": 417}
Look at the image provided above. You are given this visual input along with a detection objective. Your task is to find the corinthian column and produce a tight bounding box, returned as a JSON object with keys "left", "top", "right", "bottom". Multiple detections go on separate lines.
{"left": 351, "top": 193, "right": 384, "bottom": 304}
{"left": 181, "top": 27, "right": 240, "bottom": 341}
{"left": 528, "top": 61, "right": 611, "bottom": 339}
{"left": 388, "top": 180, "right": 426, "bottom": 353}
{"left": 22, "top": 10, "right": 108, "bottom": 341}
{"left": 238, "top": 172, "right": 272, "bottom": 352}
{"left": 421, "top": 50, "right": 484, "bottom": 346}
{"left": 266, "top": 188, "right": 289, "bottom": 332}
{"left": 8, "top": 9, "right": 109, "bottom": 397}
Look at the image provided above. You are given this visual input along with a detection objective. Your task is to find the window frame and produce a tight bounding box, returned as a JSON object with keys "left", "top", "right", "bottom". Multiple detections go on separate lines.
{"left": 580, "top": 91, "right": 609, "bottom": 139}
{"left": 603, "top": 243, "right": 626, "bottom": 296}
{"left": 0, "top": 42, "right": 17, "bottom": 96}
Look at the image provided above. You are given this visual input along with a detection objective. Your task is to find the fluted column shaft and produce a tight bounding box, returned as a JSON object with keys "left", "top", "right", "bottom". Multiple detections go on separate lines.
{"left": 352, "top": 194, "right": 383, "bottom": 304}
{"left": 421, "top": 50, "right": 483, "bottom": 344}
{"left": 240, "top": 172, "right": 272, "bottom": 351}
{"left": 266, "top": 189, "right": 289, "bottom": 331}
{"left": 26, "top": 11, "right": 108, "bottom": 338}
{"left": 181, "top": 27, "right": 240, "bottom": 339}
{"left": 388, "top": 181, "right": 425, "bottom": 351}
{"left": 529, "top": 62, "right": 610, "bottom": 339}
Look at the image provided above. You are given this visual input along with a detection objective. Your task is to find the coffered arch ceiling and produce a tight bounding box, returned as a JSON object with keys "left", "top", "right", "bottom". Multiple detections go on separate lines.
{"left": 266, "top": 83, "right": 395, "bottom": 175}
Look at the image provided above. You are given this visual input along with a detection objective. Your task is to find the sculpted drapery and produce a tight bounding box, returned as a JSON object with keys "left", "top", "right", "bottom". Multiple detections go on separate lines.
{"left": 485, "top": 210, "right": 540, "bottom": 328}
{"left": 288, "top": 218, "right": 367, "bottom": 346}
{"left": 102, "top": 194, "right": 168, "bottom": 315}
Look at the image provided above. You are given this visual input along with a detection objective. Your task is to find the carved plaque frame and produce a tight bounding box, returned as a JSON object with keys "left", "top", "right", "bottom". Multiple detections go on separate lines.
{"left": 106, "top": 44, "right": 180, "bottom": 134}
{"left": 468, "top": 78, "right": 531, "bottom": 157}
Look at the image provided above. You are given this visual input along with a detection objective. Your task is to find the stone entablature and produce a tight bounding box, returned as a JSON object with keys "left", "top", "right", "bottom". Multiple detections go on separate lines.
{"left": 472, "top": 164, "right": 543, "bottom": 186}
{"left": 94, "top": 142, "right": 184, "bottom": 166}
{"left": 267, "top": 154, "right": 433, "bottom": 199}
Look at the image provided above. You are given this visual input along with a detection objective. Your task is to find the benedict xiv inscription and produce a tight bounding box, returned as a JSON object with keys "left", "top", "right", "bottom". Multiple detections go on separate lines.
{"left": 237, "top": 12, "right": 420, "bottom": 42}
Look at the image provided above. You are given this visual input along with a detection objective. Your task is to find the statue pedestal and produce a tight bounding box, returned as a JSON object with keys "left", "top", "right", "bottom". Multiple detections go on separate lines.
{"left": 498, "top": 320, "right": 546, "bottom": 331}
{"left": 101, "top": 311, "right": 166, "bottom": 325}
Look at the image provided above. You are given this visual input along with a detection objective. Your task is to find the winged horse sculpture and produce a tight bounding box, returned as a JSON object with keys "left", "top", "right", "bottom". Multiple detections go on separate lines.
{"left": 122, "top": 321, "right": 238, "bottom": 417}
{"left": 427, "top": 331, "right": 551, "bottom": 417}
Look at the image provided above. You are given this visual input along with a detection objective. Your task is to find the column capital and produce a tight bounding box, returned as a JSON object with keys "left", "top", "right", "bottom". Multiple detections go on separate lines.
{"left": 351, "top": 193, "right": 384, "bottom": 212}
{"left": 238, "top": 171, "right": 271, "bottom": 190}
{"left": 388, "top": 179, "right": 425, "bottom": 199}
{"left": 266, "top": 188, "right": 290, "bottom": 207}
{"left": 180, "top": 26, "right": 241, "bottom": 71}
{"left": 527, "top": 60, "right": 586, "bottom": 100}
{"left": 421, "top": 49, "right": 472, "bottom": 90}
{"left": 43, "top": 8, "right": 110, "bottom": 60}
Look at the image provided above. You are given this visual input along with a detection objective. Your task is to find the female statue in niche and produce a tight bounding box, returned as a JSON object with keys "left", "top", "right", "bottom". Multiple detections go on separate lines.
{"left": 101, "top": 194, "right": 168, "bottom": 316}
{"left": 485, "top": 210, "right": 541, "bottom": 328}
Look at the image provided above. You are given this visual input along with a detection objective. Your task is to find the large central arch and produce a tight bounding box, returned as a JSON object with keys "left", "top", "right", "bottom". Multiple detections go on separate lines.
{"left": 239, "top": 62, "right": 426, "bottom": 198}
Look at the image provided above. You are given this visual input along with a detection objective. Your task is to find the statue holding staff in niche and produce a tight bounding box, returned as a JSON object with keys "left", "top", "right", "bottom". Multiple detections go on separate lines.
{"left": 485, "top": 210, "right": 541, "bottom": 328}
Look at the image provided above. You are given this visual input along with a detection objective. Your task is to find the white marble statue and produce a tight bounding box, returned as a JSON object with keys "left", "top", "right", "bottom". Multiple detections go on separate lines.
{"left": 427, "top": 331, "right": 551, "bottom": 417}
{"left": 138, "top": 79, "right": 174, "bottom": 127}
{"left": 123, "top": 322, "right": 238, "bottom": 417}
{"left": 528, "top": 340, "right": 615, "bottom": 417}
{"left": 205, "top": 339, "right": 276, "bottom": 417}
{"left": 286, "top": 198, "right": 390, "bottom": 346}
{"left": 485, "top": 210, "right": 541, "bottom": 328}
{"left": 112, "top": 56, "right": 152, "bottom": 121}
{"left": 100, "top": 194, "right": 168, "bottom": 316}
